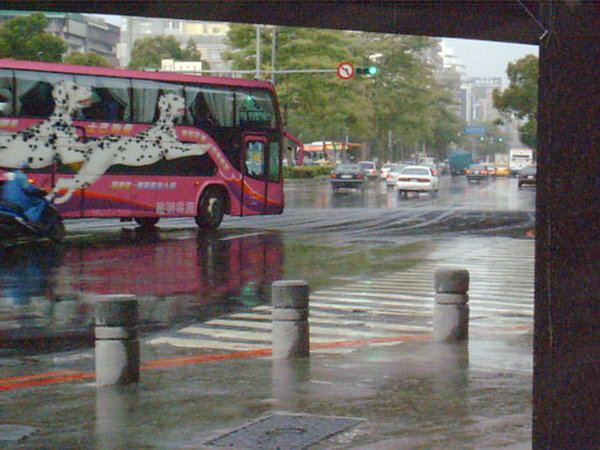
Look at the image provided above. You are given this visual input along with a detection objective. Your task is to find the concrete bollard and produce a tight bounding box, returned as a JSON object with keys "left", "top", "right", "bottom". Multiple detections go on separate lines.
{"left": 272, "top": 280, "right": 310, "bottom": 359}
{"left": 95, "top": 296, "right": 139, "bottom": 387}
{"left": 433, "top": 269, "right": 470, "bottom": 341}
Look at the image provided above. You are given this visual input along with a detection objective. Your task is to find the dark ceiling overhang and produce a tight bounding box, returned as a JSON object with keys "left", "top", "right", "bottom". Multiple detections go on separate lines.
{"left": 0, "top": 1, "right": 551, "bottom": 45}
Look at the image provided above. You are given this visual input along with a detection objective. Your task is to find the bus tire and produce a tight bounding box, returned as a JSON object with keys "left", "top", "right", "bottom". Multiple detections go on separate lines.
{"left": 195, "top": 187, "right": 225, "bottom": 230}
{"left": 135, "top": 217, "right": 160, "bottom": 228}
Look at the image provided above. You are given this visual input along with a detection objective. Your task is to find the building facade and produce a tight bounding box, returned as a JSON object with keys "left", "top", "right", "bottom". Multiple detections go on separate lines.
{"left": 119, "top": 16, "right": 231, "bottom": 74}
{"left": 0, "top": 11, "right": 120, "bottom": 66}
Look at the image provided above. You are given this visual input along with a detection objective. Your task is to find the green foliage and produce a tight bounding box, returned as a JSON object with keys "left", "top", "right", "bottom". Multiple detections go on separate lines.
{"left": 64, "top": 51, "right": 110, "bottom": 67}
{"left": 224, "top": 25, "right": 463, "bottom": 161}
{"left": 353, "top": 34, "right": 464, "bottom": 161}
{"left": 225, "top": 26, "right": 372, "bottom": 143}
{"left": 283, "top": 165, "right": 332, "bottom": 179}
{"left": 0, "top": 12, "right": 66, "bottom": 62}
{"left": 493, "top": 54, "right": 538, "bottom": 149}
{"left": 128, "top": 35, "right": 205, "bottom": 70}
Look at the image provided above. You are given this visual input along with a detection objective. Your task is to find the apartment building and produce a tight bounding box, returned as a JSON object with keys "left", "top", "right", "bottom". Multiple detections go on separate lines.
{"left": 119, "top": 17, "right": 231, "bottom": 73}
{"left": 0, "top": 11, "right": 120, "bottom": 66}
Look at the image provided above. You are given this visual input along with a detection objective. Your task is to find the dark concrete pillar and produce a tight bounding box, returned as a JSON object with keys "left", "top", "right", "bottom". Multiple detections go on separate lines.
{"left": 534, "top": 3, "right": 600, "bottom": 448}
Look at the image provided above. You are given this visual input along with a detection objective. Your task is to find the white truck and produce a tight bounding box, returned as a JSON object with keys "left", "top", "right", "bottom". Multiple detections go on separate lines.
{"left": 509, "top": 148, "right": 534, "bottom": 176}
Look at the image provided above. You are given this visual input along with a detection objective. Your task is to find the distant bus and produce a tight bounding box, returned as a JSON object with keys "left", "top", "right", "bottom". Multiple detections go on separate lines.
{"left": 509, "top": 147, "right": 534, "bottom": 176}
{"left": 0, "top": 59, "right": 300, "bottom": 229}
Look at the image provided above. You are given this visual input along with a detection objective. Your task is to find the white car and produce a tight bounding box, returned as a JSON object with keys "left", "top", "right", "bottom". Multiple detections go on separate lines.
{"left": 396, "top": 165, "right": 439, "bottom": 197}
{"left": 385, "top": 163, "right": 408, "bottom": 187}
{"left": 379, "top": 163, "right": 393, "bottom": 180}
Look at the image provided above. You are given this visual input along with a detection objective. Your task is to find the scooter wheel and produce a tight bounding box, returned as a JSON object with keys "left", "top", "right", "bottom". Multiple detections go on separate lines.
{"left": 47, "top": 217, "right": 65, "bottom": 242}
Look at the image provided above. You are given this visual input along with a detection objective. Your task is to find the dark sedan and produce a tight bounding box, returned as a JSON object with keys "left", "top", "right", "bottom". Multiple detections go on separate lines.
{"left": 465, "top": 163, "right": 492, "bottom": 182}
{"left": 517, "top": 165, "right": 537, "bottom": 188}
{"left": 330, "top": 163, "right": 365, "bottom": 192}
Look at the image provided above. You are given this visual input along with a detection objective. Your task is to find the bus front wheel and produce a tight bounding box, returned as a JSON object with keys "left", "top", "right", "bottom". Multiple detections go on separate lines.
{"left": 195, "top": 187, "right": 225, "bottom": 230}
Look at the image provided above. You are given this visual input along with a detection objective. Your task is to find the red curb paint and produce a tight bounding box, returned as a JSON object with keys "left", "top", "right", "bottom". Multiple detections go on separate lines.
{"left": 0, "top": 370, "right": 82, "bottom": 385}
{"left": 0, "top": 372, "right": 94, "bottom": 391}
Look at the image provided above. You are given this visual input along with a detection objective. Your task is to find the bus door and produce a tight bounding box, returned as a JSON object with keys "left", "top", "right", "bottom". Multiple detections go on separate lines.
{"left": 241, "top": 133, "right": 270, "bottom": 215}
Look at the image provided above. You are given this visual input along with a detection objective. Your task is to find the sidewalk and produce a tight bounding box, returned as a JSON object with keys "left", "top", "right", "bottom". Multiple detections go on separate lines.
{"left": 1, "top": 237, "right": 534, "bottom": 449}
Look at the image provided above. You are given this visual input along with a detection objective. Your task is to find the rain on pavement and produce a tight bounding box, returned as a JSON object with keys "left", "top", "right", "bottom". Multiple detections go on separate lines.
{"left": 0, "top": 175, "right": 535, "bottom": 355}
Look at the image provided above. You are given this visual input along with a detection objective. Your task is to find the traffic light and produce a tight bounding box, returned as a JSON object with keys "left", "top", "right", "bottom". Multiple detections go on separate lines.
{"left": 479, "top": 136, "right": 485, "bottom": 141}
{"left": 356, "top": 66, "right": 378, "bottom": 75}
{"left": 498, "top": 137, "right": 503, "bottom": 142}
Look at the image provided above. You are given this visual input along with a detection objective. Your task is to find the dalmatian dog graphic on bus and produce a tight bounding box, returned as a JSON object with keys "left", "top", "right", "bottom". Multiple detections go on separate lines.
{"left": 0, "top": 80, "right": 92, "bottom": 168}
{"left": 51, "top": 92, "right": 213, "bottom": 204}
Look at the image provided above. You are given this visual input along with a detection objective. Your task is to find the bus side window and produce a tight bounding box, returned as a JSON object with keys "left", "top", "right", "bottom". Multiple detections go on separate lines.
{"left": 185, "top": 85, "right": 234, "bottom": 128}
{"left": 189, "top": 92, "right": 216, "bottom": 128}
{"left": 0, "top": 69, "right": 14, "bottom": 116}
{"left": 18, "top": 81, "right": 54, "bottom": 118}
{"left": 75, "top": 74, "right": 132, "bottom": 122}
{"left": 82, "top": 88, "right": 124, "bottom": 121}
{"left": 132, "top": 80, "right": 183, "bottom": 124}
{"left": 0, "top": 89, "right": 12, "bottom": 116}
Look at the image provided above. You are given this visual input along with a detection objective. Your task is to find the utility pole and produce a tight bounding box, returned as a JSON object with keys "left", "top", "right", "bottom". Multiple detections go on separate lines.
{"left": 255, "top": 24, "right": 262, "bottom": 79}
{"left": 387, "top": 129, "right": 393, "bottom": 163}
{"left": 271, "top": 26, "right": 277, "bottom": 85}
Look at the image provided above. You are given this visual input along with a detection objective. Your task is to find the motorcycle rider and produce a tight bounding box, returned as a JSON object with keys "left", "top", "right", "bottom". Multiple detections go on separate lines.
{"left": 1, "top": 161, "right": 48, "bottom": 226}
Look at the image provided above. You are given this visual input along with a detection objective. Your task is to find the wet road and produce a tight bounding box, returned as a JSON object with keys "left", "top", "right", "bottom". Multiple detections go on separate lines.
{"left": 284, "top": 174, "right": 535, "bottom": 211}
{"left": 0, "top": 175, "right": 535, "bottom": 354}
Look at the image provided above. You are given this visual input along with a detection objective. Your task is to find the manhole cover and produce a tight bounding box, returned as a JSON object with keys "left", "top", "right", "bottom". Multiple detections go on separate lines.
{"left": 0, "top": 424, "right": 36, "bottom": 441}
{"left": 205, "top": 413, "right": 362, "bottom": 449}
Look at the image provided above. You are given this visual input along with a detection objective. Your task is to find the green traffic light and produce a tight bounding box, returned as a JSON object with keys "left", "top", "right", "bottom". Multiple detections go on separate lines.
{"left": 356, "top": 66, "right": 378, "bottom": 75}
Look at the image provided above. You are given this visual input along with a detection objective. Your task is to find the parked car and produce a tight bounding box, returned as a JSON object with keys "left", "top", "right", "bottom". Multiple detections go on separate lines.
{"left": 330, "top": 163, "right": 365, "bottom": 192}
{"left": 495, "top": 164, "right": 510, "bottom": 177}
{"left": 396, "top": 165, "right": 439, "bottom": 197}
{"left": 517, "top": 165, "right": 537, "bottom": 188}
{"left": 465, "top": 163, "right": 492, "bottom": 182}
{"left": 358, "top": 161, "right": 378, "bottom": 180}
{"left": 385, "top": 163, "right": 408, "bottom": 187}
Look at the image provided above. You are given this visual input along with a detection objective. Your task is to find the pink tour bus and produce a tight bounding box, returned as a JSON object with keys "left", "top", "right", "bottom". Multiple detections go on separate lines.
{"left": 0, "top": 59, "right": 301, "bottom": 229}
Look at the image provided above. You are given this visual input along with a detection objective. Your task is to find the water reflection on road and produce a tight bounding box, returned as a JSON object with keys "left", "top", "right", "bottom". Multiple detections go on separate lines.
{"left": 284, "top": 176, "right": 535, "bottom": 212}
{"left": 0, "top": 230, "right": 283, "bottom": 353}
{"left": 0, "top": 174, "right": 536, "bottom": 354}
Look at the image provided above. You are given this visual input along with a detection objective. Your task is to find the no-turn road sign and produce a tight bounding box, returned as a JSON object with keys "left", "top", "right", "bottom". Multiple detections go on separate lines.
{"left": 337, "top": 62, "right": 355, "bottom": 80}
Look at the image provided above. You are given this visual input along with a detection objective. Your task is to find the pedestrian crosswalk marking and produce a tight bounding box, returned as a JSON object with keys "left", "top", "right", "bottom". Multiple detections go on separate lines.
{"left": 150, "top": 337, "right": 265, "bottom": 351}
{"left": 149, "top": 238, "right": 535, "bottom": 352}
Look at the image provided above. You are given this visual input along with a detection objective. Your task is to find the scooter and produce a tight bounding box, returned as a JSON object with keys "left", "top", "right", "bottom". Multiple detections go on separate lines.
{"left": 0, "top": 194, "right": 65, "bottom": 243}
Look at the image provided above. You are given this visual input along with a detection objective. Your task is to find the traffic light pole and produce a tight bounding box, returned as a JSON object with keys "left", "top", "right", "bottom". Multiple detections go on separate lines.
{"left": 178, "top": 69, "right": 339, "bottom": 74}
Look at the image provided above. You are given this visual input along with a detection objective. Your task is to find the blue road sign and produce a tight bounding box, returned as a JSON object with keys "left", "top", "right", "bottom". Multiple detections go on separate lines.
{"left": 463, "top": 126, "right": 487, "bottom": 135}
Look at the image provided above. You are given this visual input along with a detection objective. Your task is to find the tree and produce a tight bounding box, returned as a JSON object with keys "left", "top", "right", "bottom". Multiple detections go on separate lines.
{"left": 64, "top": 51, "right": 110, "bottom": 67}
{"left": 224, "top": 26, "right": 463, "bottom": 161}
{"left": 493, "top": 54, "right": 538, "bottom": 149}
{"left": 128, "top": 35, "right": 206, "bottom": 70}
{"left": 0, "top": 12, "right": 66, "bottom": 62}
{"left": 224, "top": 25, "right": 463, "bottom": 160}
{"left": 224, "top": 25, "right": 371, "bottom": 145}
{"left": 351, "top": 33, "right": 463, "bottom": 161}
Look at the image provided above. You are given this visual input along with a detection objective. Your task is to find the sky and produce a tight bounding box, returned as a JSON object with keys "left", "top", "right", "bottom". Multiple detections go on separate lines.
{"left": 441, "top": 38, "right": 538, "bottom": 87}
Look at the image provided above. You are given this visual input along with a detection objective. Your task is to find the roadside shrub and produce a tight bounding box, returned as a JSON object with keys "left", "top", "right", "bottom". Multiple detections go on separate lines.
{"left": 284, "top": 165, "right": 333, "bottom": 179}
